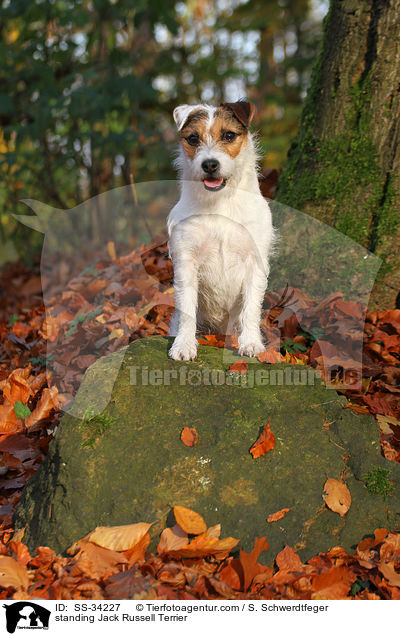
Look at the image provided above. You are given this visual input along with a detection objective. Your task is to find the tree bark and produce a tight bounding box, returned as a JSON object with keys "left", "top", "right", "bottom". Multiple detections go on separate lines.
{"left": 276, "top": 0, "right": 400, "bottom": 307}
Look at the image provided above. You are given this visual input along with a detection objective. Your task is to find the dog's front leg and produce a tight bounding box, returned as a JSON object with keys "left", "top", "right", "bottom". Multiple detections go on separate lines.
{"left": 238, "top": 263, "right": 268, "bottom": 358}
{"left": 169, "top": 255, "right": 199, "bottom": 361}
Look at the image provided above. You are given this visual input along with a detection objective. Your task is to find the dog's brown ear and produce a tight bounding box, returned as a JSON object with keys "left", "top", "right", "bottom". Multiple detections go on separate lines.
{"left": 221, "top": 101, "right": 255, "bottom": 128}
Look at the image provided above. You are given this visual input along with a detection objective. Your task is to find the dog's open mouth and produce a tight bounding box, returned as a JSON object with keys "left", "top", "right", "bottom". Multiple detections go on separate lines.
{"left": 203, "top": 177, "right": 227, "bottom": 191}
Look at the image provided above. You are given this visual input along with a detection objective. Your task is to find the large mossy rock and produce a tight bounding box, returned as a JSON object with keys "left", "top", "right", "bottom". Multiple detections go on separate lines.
{"left": 15, "top": 336, "right": 400, "bottom": 563}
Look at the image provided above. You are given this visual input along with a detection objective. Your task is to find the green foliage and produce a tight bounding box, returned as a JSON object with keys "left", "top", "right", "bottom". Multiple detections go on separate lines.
{"left": 281, "top": 338, "right": 307, "bottom": 353}
{"left": 299, "top": 327, "right": 325, "bottom": 345}
{"left": 79, "top": 406, "right": 116, "bottom": 449}
{"left": 9, "top": 313, "right": 19, "bottom": 326}
{"left": 350, "top": 577, "right": 373, "bottom": 596}
{"left": 0, "top": 0, "right": 324, "bottom": 259}
{"left": 364, "top": 467, "right": 394, "bottom": 500}
{"left": 14, "top": 401, "right": 32, "bottom": 420}
{"left": 65, "top": 307, "right": 103, "bottom": 337}
{"left": 28, "top": 353, "right": 54, "bottom": 368}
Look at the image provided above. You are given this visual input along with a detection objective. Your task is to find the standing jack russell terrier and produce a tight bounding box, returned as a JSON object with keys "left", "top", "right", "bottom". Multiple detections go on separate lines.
{"left": 168, "top": 100, "right": 275, "bottom": 361}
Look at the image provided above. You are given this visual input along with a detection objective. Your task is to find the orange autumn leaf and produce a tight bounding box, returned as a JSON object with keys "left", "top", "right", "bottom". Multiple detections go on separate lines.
{"left": 239, "top": 536, "right": 270, "bottom": 591}
{"left": 158, "top": 525, "right": 189, "bottom": 554}
{"left": 276, "top": 545, "right": 303, "bottom": 571}
{"left": 163, "top": 532, "right": 239, "bottom": 559}
{"left": 70, "top": 542, "right": 128, "bottom": 580}
{"left": 173, "top": 506, "right": 207, "bottom": 535}
{"left": 219, "top": 561, "right": 242, "bottom": 590}
{"left": 68, "top": 522, "right": 153, "bottom": 554}
{"left": 312, "top": 566, "right": 357, "bottom": 600}
{"left": 196, "top": 335, "right": 226, "bottom": 348}
{"left": 0, "top": 555, "right": 29, "bottom": 591}
{"left": 180, "top": 427, "right": 198, "bottom": 447}
{"left": 250, "top": 421, "right": 275, "bottom": 458}
{"left": 378, "top": 561, "right": 400, "bottom": 588}
{"left": 25, "top": 386, "right": 60, "bottom": 430}
{"left": 323, "top": 478, "right": 351, "bottom": 517}
{"left": 0, "top": 403, "right": 23, "bottom": 434}
{"left": 2, "top": 369, "right": 33, "bottom": 406}
{"left": 267, "top": 508, "right": 290, "bottom": 523}
{"left": 229, "top": 360, "right": 248, "bottom": 374}
{"left": 257, "top": 348, "right": 282, "bottom": 363}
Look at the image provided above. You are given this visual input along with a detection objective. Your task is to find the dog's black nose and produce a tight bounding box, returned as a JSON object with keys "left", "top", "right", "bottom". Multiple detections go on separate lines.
{"left": 201, "top": 159, "right": 220, "bottom": 174}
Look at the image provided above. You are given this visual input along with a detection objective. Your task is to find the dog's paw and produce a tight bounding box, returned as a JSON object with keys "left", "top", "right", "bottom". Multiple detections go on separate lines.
{"left": 238, "top": 337, "right": 265, "bottom": 358}
{"left": 169, "top": 337, "right": 198, "bottom": 361}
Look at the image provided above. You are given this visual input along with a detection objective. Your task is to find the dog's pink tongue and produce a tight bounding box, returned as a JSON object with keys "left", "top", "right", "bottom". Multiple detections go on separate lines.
{"left": 204, "top": 177, "right": 223, "bottom": 188}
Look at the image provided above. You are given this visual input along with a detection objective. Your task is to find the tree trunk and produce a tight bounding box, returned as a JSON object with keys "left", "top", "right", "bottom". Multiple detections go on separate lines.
{"left": 276, "top": 0, "right": 400, "bottom": 307}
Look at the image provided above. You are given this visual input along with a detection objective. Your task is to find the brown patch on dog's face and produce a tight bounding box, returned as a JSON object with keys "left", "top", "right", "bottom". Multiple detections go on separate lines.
{"left": 180, "top": 109, "right": 208, "bottom": 159}
{"left": 209, "top": 107, "right": 248, "bottom": 158}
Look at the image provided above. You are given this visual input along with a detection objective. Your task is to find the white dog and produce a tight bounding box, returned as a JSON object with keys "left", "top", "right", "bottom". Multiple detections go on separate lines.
{"left": 167, "top": 100, "right": 275, "bottom": 361}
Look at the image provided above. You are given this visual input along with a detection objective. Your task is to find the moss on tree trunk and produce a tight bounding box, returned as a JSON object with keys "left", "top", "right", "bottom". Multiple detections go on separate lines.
{"left": 276, "top": 0, "right": 400, "bottom": 307}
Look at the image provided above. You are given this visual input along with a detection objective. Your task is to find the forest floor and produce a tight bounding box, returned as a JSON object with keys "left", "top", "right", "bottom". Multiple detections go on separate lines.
{"left": 1, "top": 182, "right": 400, "bottom": 599}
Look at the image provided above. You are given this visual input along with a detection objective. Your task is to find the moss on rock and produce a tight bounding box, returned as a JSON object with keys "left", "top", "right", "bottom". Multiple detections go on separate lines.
{"left": 15, "top": 336, "right": 400, "bottom": 563}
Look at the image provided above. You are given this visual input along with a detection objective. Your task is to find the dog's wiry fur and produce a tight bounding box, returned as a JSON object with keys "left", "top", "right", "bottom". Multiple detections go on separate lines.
{"left": 168, "top": 101, "right": 275, "bottom": 361}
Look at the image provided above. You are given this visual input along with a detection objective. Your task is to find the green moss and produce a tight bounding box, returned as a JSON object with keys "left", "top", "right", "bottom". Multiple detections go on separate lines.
{"left": 14, "top": 336, "right": 400, "bottom": 561}
{"left": 364, "top": 466, "right": 394, "bottom": 500}
{"left": 276, "top": 8, "right": 399, "bottom": 278}
{"left": 78, "top": 407, "right": 117, "bottom": 449}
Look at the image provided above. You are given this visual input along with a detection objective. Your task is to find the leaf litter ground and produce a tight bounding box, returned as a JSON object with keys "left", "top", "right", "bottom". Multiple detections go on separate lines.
{"left": 1, "top": 234, "right": 400, "bottom": 600}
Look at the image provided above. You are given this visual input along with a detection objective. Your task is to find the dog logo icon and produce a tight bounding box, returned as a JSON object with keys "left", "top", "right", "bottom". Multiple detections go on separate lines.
{"left": 3, "top": 602, "right": 50, "bottom": 633}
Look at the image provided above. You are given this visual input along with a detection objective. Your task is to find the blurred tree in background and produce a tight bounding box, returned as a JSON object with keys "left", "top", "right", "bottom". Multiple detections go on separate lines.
{"left": 0, "top": 0, "right": 325, "bottom": 258}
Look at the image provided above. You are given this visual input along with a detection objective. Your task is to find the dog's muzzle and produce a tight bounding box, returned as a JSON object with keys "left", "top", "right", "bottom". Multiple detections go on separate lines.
{"left": 201, "top": 159, "right": 227, "bottom": 191}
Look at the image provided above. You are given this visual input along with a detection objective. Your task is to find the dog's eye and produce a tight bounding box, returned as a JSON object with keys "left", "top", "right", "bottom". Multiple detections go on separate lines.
{"left": 222, "top": 131, "right": 237, "bottom": 142}
{"left": 186, "top": 134, "right": 200, "bottom": 147}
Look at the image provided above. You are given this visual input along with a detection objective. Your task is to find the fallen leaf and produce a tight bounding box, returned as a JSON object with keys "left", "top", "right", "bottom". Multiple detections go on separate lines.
{"left": 323, "top": 478, "right": 351, "bottom": 517}
{"left": 267, "top": 508, "right": 290, "bottom": 523}
{"left": 229, "top": 361, "right": 248, "bottom": 374}
{"left": 173, "top": 506, "right": 207, "bottom": 535}
{"left": 312, "top": 566, "right": 357, "bottom": 599}
{"left": 0, "top": 555, "right": 29, "bottom": 590}
{"left": 378, "top": 562, "right": 400, "bottom": 587}
{"left": 250, "top": 421, "right": 275, "bottom": 458}
{"left": 158, "top": 525, "right": 189, "bottom": 553}
{"left": 180, "top": 427, "right": 198, "bottom": 447}
{"left": 71, "top": 542, "right": 128, "bottom": 579}
{"left": 257, "top": 348, "right": 282, "bottom": 363}
{"left": 85, "top": 522, "right": 153, "bottom": 552}
{"left": 0, "top": 403, "right": 22, "bottom": 434}
{"left": 276, "top": 545, "right": 303, "bottom": 571}
{"left": 25, "top": 386, "right": 60, "bottom": 430}
{"left": 239, "top": 536, "right": 270, "bottom": 591}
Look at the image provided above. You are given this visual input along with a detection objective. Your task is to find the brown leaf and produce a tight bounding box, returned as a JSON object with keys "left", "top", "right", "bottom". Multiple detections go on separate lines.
{"left": 158, "top": 525, "right": 188, "bottom": 554}
{"left": 0, "top": 555, "right": 29, "bottom": 590}
{"left": 229, "top": 361, "right": 248, "bottom": 374}
{"left": 0, "top": 403, "right": 22, "bottom": 434}
{"left": 180, "top": 427, "right": 198, "bottom": 447}
{"left": 267, "top": 508, "right": 290, "bottom": 523}
{"left": 323, "top": 478, "right": 351, "bottom": 517}
{"left": 70, "top": 542, "right": 128, "bottom": 580}
{"left": 239, "top": 536, "right": 269, "bottom": 591}
{"left": 257, "top": 348, "right": 282, "bottom": 363}
{"left": 276, "top": 546, "right": 303, "bottom": 571}
{"left": 173, "top": 506, "right": 207, "bottom": 535}
{"left": 378, "top": 562, "right": 400, "bottom": 587}
{"left": 166, "top": 533, "right": 239, "bottom": 559}
{"left": 250, "top": 421, "right": 275, "bottom": 458}
{"left": 25, "top": 386, "right": 60, "bottom": 430}
{"left": 312, "top": 566, "right": 357, "bottom": 599}
{"left": 87, "top": 522, "right": 153, "bottom": 552}
{"left": 68, "top": 522, "right": 152, "bottom": 556}
{"left": 219, "top": 561, "right": 242, "bottom": 590}
{"left": 2, "top": 370, "right": 33, "bottom": 406}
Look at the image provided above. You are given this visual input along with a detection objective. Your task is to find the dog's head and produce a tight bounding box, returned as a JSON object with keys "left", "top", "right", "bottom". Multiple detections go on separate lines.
{"left": 173, "top": 101, "right": 255, "bottom": 191}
